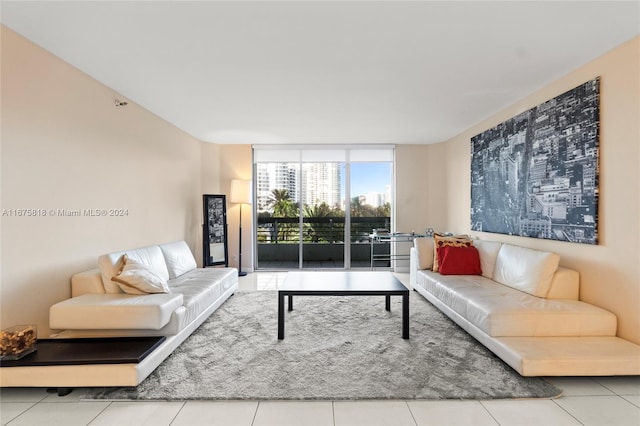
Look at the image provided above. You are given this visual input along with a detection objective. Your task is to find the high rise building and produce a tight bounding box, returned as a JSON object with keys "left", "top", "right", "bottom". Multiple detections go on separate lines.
{"left": 255, "top": 163, "right": 299, "bottom": 212}
{"left": 255, "top": 162, "right": 341, "bottom": 212}
{"left": 302, "top": 163, "right": 341, "bottom": 209}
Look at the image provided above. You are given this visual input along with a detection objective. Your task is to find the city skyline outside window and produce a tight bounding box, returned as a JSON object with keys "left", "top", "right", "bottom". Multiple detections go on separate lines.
{"left": 253, "top": 146, "right": 394, "bottom": 270}
{"left": 256, "top": 162, "right": 391, "bottom": 213}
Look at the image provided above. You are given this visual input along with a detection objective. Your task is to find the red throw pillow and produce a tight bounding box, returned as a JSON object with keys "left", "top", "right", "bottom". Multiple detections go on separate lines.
{"left": 437, "top": 245, "right": 482, "bottom": 275}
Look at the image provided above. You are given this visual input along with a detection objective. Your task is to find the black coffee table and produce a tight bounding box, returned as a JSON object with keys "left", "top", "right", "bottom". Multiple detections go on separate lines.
{"left": 277, "top": 271, "right": 409, "bottom": 340}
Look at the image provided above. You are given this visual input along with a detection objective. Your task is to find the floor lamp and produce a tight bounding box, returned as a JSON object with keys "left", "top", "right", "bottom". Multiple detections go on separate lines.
{"left": 230, "top": 179, "right": 251, "bottom": 276}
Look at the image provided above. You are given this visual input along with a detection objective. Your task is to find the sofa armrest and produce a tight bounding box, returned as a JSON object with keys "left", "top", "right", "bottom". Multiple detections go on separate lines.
{"left": 410, "top": 247, "right": 418, "bottom": 289}
{"left": 546, "top": 267, "right": 580, "bottom": 300}
{"left": 50, "top": 293, "right": 184, "bottom": 330}
{"left": 71, "top": 268, "right": 105, "bottom": 297}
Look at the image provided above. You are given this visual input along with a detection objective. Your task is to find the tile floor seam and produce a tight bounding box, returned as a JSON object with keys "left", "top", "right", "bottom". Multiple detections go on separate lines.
{"left": 38, "top": 391, "right": 50, "bottom": 403}
{"left": 1, "top": 401, "right": 37, "bottom": 426}
{"left": 403, "top": 400, "right": 418, "bottom": 426}
{"left": 331, "top": 400, "right": 336, "bottom": 426}
{"left": 614, "top": 394, "right": 640, "bottom": 410}
{"left": 86, "top": 400, "right": 112, "bottom": 426}
{"left": 557, "top": 394, "right": 638, "bottom": 401}
{"left": 593, "top": 378, "right": 619, "bottom": 396}
{"left": 551, "top": 397, "right": 585, "bottom": 426}
{"left": 622, "top": 394, "right": 640, "bottom": 409}
{"left": 478, "top": 400, "right": 502, "bottom": 426}
{"left": 549, "top": 377, "right": 613, "bottom": 397}
{"left": 167, "top": 400, "right": 187, "bottom": 426}
{"left": 251, "top": 400, "right": 261, "bottom": 426}
{"left": 9, "top": 401, "right": 45, "bottom": 426}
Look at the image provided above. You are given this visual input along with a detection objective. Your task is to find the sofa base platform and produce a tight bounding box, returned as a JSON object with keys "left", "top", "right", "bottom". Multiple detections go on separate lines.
{"left": 0, "top": 336, "right": 169, "bottom": 388}
{"left": 494, "top": 336, "right": 640, "bottom": 377}
{"left": 0, "top": 284, "right": 237, "bottom": 388}
{"left": 0, "top": 337, "right": 165, "bottom": 367}
{"left": 414, "top": 285, "right": 640, "bottom": 377}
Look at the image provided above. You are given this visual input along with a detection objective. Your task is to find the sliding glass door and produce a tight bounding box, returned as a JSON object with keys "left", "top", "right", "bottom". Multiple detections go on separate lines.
{"left": 300, "top": 162, "right": 345, "bottom": 268}
{"left": 255, "top": 162, "right": 301, "bottom": 269}
{"left": 254, "top": 146, "right": 393, "bottom": 270}
{"left": 349, "top": 162, "right": 392, "bottom": 268}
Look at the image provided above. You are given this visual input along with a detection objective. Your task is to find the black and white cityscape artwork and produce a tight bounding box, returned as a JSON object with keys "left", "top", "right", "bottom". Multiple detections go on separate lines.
{"left": 470, "top": 78, "right": 600, "bottom": 245}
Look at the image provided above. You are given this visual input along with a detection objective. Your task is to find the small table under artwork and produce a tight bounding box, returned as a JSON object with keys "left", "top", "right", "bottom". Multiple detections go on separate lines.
{"left": 277, "top": 271, "right": 410, "bottom": 340}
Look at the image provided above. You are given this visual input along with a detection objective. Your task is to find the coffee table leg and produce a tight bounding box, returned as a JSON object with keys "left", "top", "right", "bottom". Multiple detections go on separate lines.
{"left": 288, "top": 294, "right": 293, "bottom": 311}
{"left": 402, "top": 292, "right": 409, "bottom": 339}
{"left": 385, "top": 294, "right": 391, "bottom": 311}
{"left": 278, "top": 292, "right": 285, "bottom": 339}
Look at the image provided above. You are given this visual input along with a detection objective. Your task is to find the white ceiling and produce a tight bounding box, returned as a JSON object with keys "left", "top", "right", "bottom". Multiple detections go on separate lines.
{"left": 1, "top": 1, "right": 639, "bottom": 145}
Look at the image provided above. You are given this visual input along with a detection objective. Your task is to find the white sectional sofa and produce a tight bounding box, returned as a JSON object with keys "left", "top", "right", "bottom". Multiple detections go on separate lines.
{"left": 410, "top": 237, "right": 640, "bottom": 376}
{"left": 1, "top": 241, "right": 238, "bottom": 388}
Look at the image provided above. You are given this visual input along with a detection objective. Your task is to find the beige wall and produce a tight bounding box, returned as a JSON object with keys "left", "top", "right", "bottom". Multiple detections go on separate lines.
{"left": 395, "top": 144, "right": 448, "bottom": 234}
{"left": 394, "top": 144, "right": 448, "bottom": 270}
{"left": 201, "top": 143, "right": 222, "bottom": 195}
{"left": 200, "top": 143, "right": 253, "bottom": 271}
{"left": 441, "top": 36, "right": 640, "bottom": 344}
{"left": 0, "top": 27, "right": 203, "bottom": 336}
{"left": 218, "top": 145, "right": 253, "bottom": 272}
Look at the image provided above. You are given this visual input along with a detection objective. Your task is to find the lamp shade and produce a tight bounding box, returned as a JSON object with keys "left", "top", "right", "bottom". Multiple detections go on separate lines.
{"left": 230, "top": 179, "right": 252, "bottom": 204}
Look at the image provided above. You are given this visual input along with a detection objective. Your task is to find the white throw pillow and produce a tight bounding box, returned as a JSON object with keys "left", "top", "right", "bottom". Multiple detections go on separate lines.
{"left": 98, "top": 245, "right": 170, "bottom": 293}
{"left": 414, "top": 237, "right": 434, "bottom": 270}
{"left": 111, "top": 255, "right": 171, "bottom": 295}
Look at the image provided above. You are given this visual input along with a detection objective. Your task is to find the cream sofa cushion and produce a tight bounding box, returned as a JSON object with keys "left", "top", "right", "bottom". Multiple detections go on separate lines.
{"left": 159, "top": 241, "right": 198, "bottom": 279}
{"left": 493, "top": 244, "right": 560, "bottom": 298}
{"left": 168, "top": 268, "right": 238, "bottom": 329}
{"left": 414, "top": 270, "right": 617, "bottom": 337}
{"left": 473, "top": 240, "right": 502, "bottom": 279}
{"left": 414, "top": 237, "right": 434, "bottom": 270}
{"left": 50, "top": 293, "right": 183, "bottom": 330}
{"left": 465, "top": 292, "right": 617, "bottom": 337}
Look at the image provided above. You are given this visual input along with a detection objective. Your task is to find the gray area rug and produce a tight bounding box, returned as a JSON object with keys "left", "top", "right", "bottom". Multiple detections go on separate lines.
{"left": 76, "top": 291, "right": 561, "bottom": 400}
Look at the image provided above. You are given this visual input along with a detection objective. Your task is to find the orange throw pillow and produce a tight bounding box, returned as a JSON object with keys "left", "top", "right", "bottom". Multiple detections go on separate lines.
{"left": 432, "top": 233, "right": 473, "bottom": 272}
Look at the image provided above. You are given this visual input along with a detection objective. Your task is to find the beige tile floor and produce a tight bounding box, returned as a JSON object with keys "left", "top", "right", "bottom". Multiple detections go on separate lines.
{"left": 1, "top": 272, "right": 639, "bottom": 426}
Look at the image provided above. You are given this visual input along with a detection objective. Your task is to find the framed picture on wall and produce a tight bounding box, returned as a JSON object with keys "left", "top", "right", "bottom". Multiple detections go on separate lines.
{"left": 470, "top": 78, "right": 600, "bottom": 245}
{"left": 203, "top": 194, "right": 228, "bottom": 267}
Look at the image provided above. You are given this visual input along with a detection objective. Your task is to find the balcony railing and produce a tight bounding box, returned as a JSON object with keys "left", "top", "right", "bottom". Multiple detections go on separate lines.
{"left": 256, "top": 216, "right": 391, "bottom": 268}
{"left": 256, "top": 216, "right": 390, "bottom": 244}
